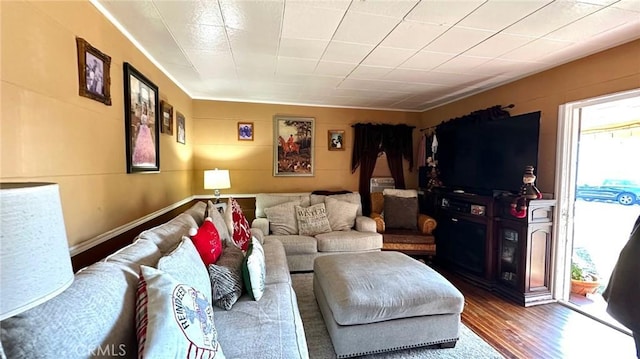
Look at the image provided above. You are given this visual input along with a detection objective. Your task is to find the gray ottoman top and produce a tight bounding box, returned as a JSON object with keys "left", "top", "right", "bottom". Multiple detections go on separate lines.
{"left": 314, "top": 252, "right": 464, "bottom": 326}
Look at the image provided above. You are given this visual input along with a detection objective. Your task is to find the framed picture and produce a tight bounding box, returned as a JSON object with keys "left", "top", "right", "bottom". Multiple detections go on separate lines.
{"left": 273, "top": 115, "right": 314, "bottom": 177}
{"left": 123, "top": 62, "right": 160, "bottom": 173}
{"left": 75, "top": 37, "right": 111, "bottom": 105}
{"left": 238, "top": 122, "right": 254, "bottom": 141}
{"left": 328, "top": 130, "right": 345, "bottom": 151}
{"left": 160, "top": 100, "right": 173, "bottom": 135}
{"left": 176, "top": 111, "right": 186, "bottom": 144}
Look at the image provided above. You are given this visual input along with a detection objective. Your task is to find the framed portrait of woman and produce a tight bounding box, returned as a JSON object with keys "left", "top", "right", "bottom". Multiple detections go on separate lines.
{"left": 123, "top": 62, "right": 160, "bottom": 173}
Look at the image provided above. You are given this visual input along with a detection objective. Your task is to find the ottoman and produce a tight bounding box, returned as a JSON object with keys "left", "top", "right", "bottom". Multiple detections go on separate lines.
{"left": 313, "top": 251, "right": 464, "bottom": 358}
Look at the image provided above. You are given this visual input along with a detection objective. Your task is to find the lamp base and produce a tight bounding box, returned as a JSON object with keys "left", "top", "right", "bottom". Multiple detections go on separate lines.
{"left": 214, "top": 189, "right": 221, "bottom": 204}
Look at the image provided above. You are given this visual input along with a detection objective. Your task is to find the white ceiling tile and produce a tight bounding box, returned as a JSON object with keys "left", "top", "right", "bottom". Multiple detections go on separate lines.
{"left": 400, "top": 51, "right": 456, "bottom": 70}
{"left": 144, "top": 42, "right": 190, "bottom": 67}
{"left": 406, "top": 0, "right": 486, "bottom": 26}
{"left": 544, "top": 6, "right": 640, "bottom": 42}
{"left": 612, "top": 0, "right": 640, "bottom": 12}
{"left": 154, "top": 0, "right": 223, "bottom": 27}
{"left": 464, "top": 33, "right": 536, "bottom": 58}
{"left": 423, "top": 27, "right": 495, "bottom": 54}
{"left": 333, "top": 11, "right": 401, "bottom": 45}
{"left": 279, "top": 38, "right": 328, "bottom": 59}
{"left": 349, "top": 65, "right": 394, "bottom": 79}
{"left": 361, "top": 47, "right": 416, "bottom": 67}
{"left": 500, "top": 38, "right": 574, "bottom": 62}
{"left": 170, "top": 24, "right": 228, "bottom": 51}
{"left": 348, "top": 0, "right": 419, "bottom": 18}
{"left": 315, "top": 61, "right": 356, "bottom": 76}
{"left": 380, "top": 21, "right": 449, "bottom": 50}
{"left": 185, "top": 50, "right": 236, "bottom": 77}
{"left": 433, "top": 55, "right": 492, "bottom": 73}
{"left": 472, "top": 57, "right": 538, "bottom": 76}
{"left": 504, "top": 1, "right": 603, "bottom": 37}
{"left": 102, "top": 0, "right": 161, "bottom": 21}
{"left": 282, "top": 2, "right": 346, "bottom": 41}
{"left": 234, "top": 52, "right": 276, "bottom": 74}
{"left": 219, "top": 0, "right": 283, "bottom": 33}
{"left": 276, "top": 57, "right": 318, "bottom": 74}
{"left": 457, "top": 0, "right": 552, "bottom": 31}
{"left": 227, "top": 28, "right": 278, "bottom": 56}
{"left": 322, "top": 41, "right": 375, "bottom": 63}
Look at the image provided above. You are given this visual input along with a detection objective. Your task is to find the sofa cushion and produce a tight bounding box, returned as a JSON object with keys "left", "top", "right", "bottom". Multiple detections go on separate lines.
{"left": 271, "top": 234, "right": 318, "bottom": 255}
{"left": 262, "top": 237, "right": 291, "bottom": 285}
{"left": 325, "top": 197, "right": 359, "bottom": 231}
{"left": 207, "top": 200, "right": 232, "bottom": 245}
{"left": 136, "top": 265, "right": 225, "bottom": 358}
{"left": 224, "top": 197, "right": 252, "bottom": 251}
{"left": 189, "top": 218, "right": 223, "bottom": 266}
{"left": 296, "top": 203, "right": 332, "bottom": 236}
{"left": 183, "top": 201, "right": 207, "bottom": 226}
{"left": 384, "top": 195, "right": 418, "bottom": 230}
{"left": 105, "top": 237, "right": 162, "bottom": 271}
{"left": 315, "top": 230, "right": 383, "bottom": 252}
{"left": 311, "top": 192, "right": 362, "bottom": 216}
{"left": 255, "top": 193, "right": 310, "bottom": 218}
{"left": 157, "top": 237, "right": 212, "bottom": 302}
{"left": 208, "top": 243, "right": 245, "bottom": 310}
{"left": 264, "top": 200, "right": 301, "bottom": 235}
{"left": 242, "top": 238, "right": 266, "bottom": 301}
{"left": 138, "top": 213, "right": 198, "bottom": 255}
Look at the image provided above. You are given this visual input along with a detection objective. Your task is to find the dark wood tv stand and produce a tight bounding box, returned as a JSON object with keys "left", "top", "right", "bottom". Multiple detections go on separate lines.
{"left": 426, "top": 188, "right": 555, "bottom": 307}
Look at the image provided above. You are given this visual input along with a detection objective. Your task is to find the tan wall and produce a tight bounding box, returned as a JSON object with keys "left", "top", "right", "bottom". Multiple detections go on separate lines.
{"left": 192, "top": 100, "right": 421, "bottom": 194}
{"left": 1, "top": 0, "right": 194, "bottom": 247}
{"left": 420, "top": 40, "right": 640, "bottom": 194}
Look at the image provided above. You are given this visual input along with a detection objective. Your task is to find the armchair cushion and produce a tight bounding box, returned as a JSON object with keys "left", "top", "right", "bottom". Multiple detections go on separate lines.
{"left": 383, "top": 195, "right": 418, "bottom": 230}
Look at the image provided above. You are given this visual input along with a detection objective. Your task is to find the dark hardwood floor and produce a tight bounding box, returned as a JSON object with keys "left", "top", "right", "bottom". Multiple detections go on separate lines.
{"left": 435, "top": 267, "right": 637, "bottom": 359}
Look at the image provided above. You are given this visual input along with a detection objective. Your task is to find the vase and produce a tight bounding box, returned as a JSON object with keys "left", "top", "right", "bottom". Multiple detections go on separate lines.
{"left": 570, "top": 279, "right": 600, "bottom": 296}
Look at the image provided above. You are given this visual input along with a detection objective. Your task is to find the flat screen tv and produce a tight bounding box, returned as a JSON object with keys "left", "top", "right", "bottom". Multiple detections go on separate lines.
{"left": 436, "top": 111, "right": 541, "bottom": 195}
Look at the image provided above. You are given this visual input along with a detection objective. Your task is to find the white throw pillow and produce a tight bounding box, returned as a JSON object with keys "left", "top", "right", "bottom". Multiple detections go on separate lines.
{"left": 157, "top": 237, "right": 212, "bottom": 303}
{"left": 263, "top": 200, "right": 301, "bottom": 235}
{"left": 296, "top": 203, "right": 332, "bottom": 236}
{"left": 325, "top": 197, "right": 359, "bottom": 231}
{"left": 136, "top": 265, "right": 225, "bottom": 359}
{"left": 242, "top": 238, "right": 266, "bottom": 301}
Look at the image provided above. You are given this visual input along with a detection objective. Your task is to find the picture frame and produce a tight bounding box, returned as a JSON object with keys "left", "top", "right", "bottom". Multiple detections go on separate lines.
{"left": 328, "top": 130, "right": 345, "bottom": 151}
{"left": 75, "top": 37, "right": 112, "bottom": 105}
{"left": 273, "top": 115, "right": 314, "bottom": 177}
{"left": 160, "top": 100, "right": 174, "bottom": 135}
{"left": 176, "top": 111, "right": 186, "bottom": 144}
{"left": 123, "top": 62, "right": 160, "bottom": 173}
{"left": 238, "top": 122, "right": 254, "bottom": 141}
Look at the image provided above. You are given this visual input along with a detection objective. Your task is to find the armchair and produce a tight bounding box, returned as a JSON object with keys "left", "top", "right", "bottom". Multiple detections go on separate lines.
{"left": 370, "top": 189, "right": 437, "bottom": 260}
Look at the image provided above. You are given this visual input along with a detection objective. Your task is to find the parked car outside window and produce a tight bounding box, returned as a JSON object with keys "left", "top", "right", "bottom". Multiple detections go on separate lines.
{"left": 576, "top": 179, "right": 640, "bottom": 205}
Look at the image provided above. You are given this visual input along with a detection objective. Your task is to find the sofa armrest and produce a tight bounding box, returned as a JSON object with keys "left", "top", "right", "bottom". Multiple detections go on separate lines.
{"left": 369, "top": 212, "right": 385, "bottom": 233}
{"left": 418, "top": 214, "right": 437, "bottom": 235}
{"left": 252, "top": 218, "right": 269, "bottom": 237}
{"left": 355, "top": 216, "right": 377, "bottom": 233}
{"left": 250, "top": 227, "right": 265, "bottom": 244}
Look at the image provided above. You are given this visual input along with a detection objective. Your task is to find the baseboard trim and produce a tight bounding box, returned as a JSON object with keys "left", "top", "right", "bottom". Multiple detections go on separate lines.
{"left": 69, "top": 196, "right": 196, "bottom": 256}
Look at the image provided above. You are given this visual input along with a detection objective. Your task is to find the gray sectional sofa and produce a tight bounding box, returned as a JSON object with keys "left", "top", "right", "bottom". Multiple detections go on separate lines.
{"left": 251, "top": 192, "right": 383, "bottom": 271}
{"left": 0, "top": 201, "right": 309, "bottom": 359}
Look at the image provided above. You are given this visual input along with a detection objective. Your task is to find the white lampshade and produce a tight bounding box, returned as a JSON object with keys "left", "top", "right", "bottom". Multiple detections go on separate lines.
{"left": 0, "top": 183, "right": 74, "bottom": 320}
{"left": 204, "top": 169, "right": 231, "bottom": 191}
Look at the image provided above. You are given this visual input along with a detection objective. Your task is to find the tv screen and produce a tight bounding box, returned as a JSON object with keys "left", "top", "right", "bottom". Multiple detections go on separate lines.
{"left": 437, "top": 111, "right": 540, "bottom": 195}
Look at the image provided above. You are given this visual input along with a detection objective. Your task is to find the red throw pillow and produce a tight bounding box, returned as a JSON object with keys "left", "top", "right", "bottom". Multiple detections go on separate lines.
{"left": 229, "top": 198, "right": 251, "bottom": 251}
{"left": 189, "top": 218, "right": 223, "bottom": 265}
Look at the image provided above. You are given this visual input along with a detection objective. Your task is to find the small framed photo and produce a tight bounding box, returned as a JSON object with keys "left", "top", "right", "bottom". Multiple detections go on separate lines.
{"left": 176, "top": 111, "right": 186, "bottom": 144}
{"left": 160, "top": 101, "right": 174, "bottom": 135}
{"left": 123, "top": 62, "right": 160, "bottom": 173}
{"left": 328, "top": 130, "right": 344, "bottom": 151}
{"left": 76, "top": 37, "right": 111, "bottom": 105}
{"left": 238, "top": 122, "right": 254, "bottom": 141}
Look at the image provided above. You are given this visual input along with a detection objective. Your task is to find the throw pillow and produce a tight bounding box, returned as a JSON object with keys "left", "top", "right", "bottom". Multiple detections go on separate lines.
{"left": 295, "top": 203, "right": 332, "bottom": 236}
{"left": 223, "top": 197, "right": 251, "bottom": 251}
{"left": 310, "top": 192, "right": 363, "bottom": 216}
{"left": 242, "top": 238, "right": 266, "bottom": 301}
{"left": 189, "top": 218, "right": 223, "bottom": 266}
{"left": 384, "top": 195, "right": 418, "bottom": 230}
{"left": 207, "top": 200, "right": 232, "bottom": 246}
{"left": 263, "top": 200, "right": 301, "bottom": 235}
{"left": 136, "top": 265, "right": 225, "bottom": 359}
{"left": 208, "top": 243, "right": 245, "bottom": 310}
{"left": 383, "top": 188, "right": 418, "bottom": 198}
{"left": 157, "top": 237, "right": 212, "bottom": 303}
{"left": 324, "top": 197, "right": 359, "bottom": 231}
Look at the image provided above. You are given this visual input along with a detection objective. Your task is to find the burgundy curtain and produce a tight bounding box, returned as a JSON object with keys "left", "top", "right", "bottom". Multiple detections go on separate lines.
{"left": 351, "top": 123, "right": 414, "bottom": 215}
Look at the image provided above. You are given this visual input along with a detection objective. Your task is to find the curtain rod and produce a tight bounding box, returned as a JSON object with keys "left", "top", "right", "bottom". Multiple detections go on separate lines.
{"left": 350, "top": 123, "right": 416, "bottom": 129}
{"left": 418, "top": 104, "right": 515, "bottom": 132}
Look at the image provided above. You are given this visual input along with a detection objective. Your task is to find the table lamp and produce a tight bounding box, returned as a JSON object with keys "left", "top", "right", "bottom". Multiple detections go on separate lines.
{"left": 204, "top": 168, "right": 231, "bottom": 203}
{"left": 0, "top": 183, "right": 74, "bottom": 357}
